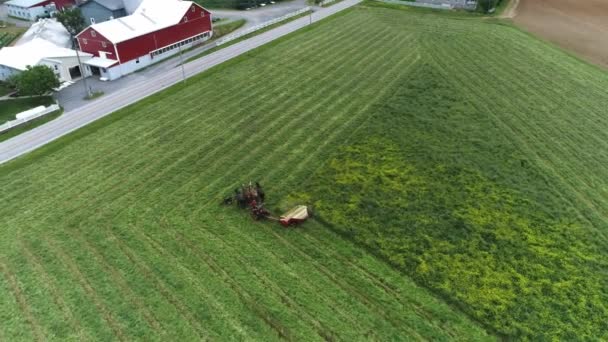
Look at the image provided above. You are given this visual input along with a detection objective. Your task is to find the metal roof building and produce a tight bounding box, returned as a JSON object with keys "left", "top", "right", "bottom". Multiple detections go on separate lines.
{"left": 76, "top": 0, "right": 212, "bottom": 81}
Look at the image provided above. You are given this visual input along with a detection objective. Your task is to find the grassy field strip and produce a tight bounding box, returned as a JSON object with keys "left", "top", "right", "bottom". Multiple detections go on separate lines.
{"left": 18, "top": 242, "right": 88, "bottom": 340}
{"left": 167, "top": 225, "right": 345, "bottom": 340}
{"left": 0, "top": 19, "right": 368, "bottom": 222}
{"left": 499, "top": 25, "right": 608, "bottom": 90}
{"left": 295, "top": 231, "right": 463, "bottom": 335}
{"left": 15, "top": 241, "right": 119, "bottom": 340}
{"left": 171, "top": 220, "right": 375, "bottom": 338}
{"left": 136, "top": 220, "right": 331, "bottom": 340}
{"left": 45, "top": 236, "right": 128, "bottom": 340}
{"left": 434, "top": 43, "right": 608, "bottom": 244}
{"left": 435, "top": 33, "right": 608, "bottom": 241}
{"left": 79, "top": 225, "right": 222, "bottom": 339}
{"left": 0, "top": 258, "right": 42, "bottom": 341}
{"left": 109, "top": 222, "right": 287, "bottom": 340}
{"left": 0, "top": 20, "right": 357, "bottom": 205}
{"left": 6, "top": 248, "right": 84, "bottom": 341}
{"left": 499, "top": 30, "right": 608, "bottom": 104}
{"left": 487, "top": 29, "right": 608, "bottom": 143}
{"left": 63, "top": 229, "right": 167, "bottom": 336}
{"left": 173, "top": 218, "right": 418, "bottom": 340}
{"left": 64, "top": 224, "right": 247, "bottom": 338}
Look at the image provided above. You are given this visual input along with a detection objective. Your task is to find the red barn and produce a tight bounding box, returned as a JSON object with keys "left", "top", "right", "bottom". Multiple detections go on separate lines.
{"left": 76, "top": 0, "right": 212, "bottom": 80}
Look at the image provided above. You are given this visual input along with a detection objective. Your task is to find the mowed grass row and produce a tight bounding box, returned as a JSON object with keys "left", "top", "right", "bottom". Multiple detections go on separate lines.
{"left": 0, "top": 7, "right": 491, "bottom": 341}
{"left": 302, "top": 4, "right": 608, "bottom": 340}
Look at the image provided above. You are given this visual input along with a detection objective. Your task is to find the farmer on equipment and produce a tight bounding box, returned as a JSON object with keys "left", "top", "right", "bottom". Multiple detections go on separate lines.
{"left": 222, "top": 181, "right": 310, "bottom": 227}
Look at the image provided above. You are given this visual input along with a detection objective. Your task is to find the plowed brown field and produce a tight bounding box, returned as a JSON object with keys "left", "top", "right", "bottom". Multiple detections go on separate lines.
{"left": 514, "top": 0, "right": 608, "bottom": 69}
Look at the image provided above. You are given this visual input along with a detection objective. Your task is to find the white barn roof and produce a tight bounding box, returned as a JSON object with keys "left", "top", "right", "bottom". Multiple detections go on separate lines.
{"left": 0, "top": 38, "right": 92, "bottom": 71}
{"left": 123, "top": 0, "right": 143, "bottom": 14}
{"left": 5, "top": 0, "right": 47, "bottom": 7}
{"left": 16, "top": 19, "right": 72, "bottom": 48}
{"left": 84, "top": 0, "right": 194, "bottom": 44}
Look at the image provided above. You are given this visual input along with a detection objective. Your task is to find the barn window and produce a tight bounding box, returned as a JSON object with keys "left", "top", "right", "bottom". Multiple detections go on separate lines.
{"left": 191, "top": 6, "right": 195, "bottom": 12}
{"left": 91, "top": 30, "right": 96, "bottom": 37}
{"left": 83, "top": 39, "right": 88, "bottom": 44}
{"left": 183, "top": 17, "right": 188, "bottom": 23}
{"left": 201, "top": 11, "right": 205, "bottom": 17}
{"left": 102, "top": 42, "right": 107, "bottom": 48}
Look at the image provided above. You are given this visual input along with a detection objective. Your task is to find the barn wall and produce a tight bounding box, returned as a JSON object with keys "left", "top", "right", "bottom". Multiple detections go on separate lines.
{"left": 77, "top": 28, "right": 118, "bottom": 60}
{"left": 0, "top": 65, "right": 20, "bottom": 81}
{"left": 80, "top": 1, "right": 126, "bottom": 25}
{"left": 115, "top": 4, "right": 211, "bottom": 63}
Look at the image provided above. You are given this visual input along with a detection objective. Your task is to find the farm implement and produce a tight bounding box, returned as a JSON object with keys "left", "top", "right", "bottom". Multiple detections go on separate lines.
{"left": 222, "top": 182, "right": 311, "bottom": 227}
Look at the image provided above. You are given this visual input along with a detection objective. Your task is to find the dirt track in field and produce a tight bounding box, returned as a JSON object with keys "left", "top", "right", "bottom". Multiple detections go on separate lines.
{"left": 513, "top": 0, "right": 608, "bottom": 69}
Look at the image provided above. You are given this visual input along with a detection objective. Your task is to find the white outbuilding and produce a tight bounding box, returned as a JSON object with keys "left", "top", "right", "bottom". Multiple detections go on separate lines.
{"left": 3, "top": 0, "right": 75, "bottom": 21}
{"left": 0, "top": 38, "right": 92, "bottom": 82}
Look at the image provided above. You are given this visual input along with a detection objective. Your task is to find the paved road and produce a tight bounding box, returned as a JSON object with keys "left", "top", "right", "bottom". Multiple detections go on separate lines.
{"left": 0, "top": 0, "right": 361, "bottom": 165}
{"left": 212, "top": 0, "right": 309, "bottom": 30}
{"left": 55, "top": 41, "right": 220, "bottom": 112}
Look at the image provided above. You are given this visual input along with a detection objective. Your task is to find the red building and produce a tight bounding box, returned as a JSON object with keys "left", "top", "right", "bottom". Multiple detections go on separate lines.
{"left": 76, "top": 0, "right": 212, "bottom": 80}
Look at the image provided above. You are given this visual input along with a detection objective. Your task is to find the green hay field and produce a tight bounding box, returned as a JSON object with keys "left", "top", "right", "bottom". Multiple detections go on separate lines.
{"left": 0, "top": 5, "right": 490, "bottom": 341}
{"left": 1, "top": 3, "right": 607, "bottom": 340}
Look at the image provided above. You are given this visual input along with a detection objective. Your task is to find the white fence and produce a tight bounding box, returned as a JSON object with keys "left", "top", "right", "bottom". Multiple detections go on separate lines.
{"left": 217, "top": 7, "right": 311, "bottom": 46}
{"left": 380, "top": 0, "right": 477, "bottom": 10}
{"left": 0, "top": 104, "right": 61, "bottom": 133}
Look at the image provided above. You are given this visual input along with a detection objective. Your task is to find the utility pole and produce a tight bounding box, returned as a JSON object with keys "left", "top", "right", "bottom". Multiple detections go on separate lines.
{"left": 309, "top": 8, "right": 312, "bottom": 25}
{"left": 178, "top": 43, "right": 186, "bottom": 83}
{"left": 74, "top": 36, "right": 92, "bottom": 98}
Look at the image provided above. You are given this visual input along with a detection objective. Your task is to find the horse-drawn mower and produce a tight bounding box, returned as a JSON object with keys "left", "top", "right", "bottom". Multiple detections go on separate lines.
{"left": 222, "top": 182, "right": 311, "bottom": 227}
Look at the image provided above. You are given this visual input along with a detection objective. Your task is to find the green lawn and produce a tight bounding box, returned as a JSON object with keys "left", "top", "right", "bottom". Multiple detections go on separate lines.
{"left": 213, "top": 19, "right": 247, "bottom": 37}
{"left": 0, "top": 6, "right": 491, "bottom": 341}
{"left": 0, "top": 82, "right": 13, "bottom": 97}
{"left": 0, "top": 96, "right": 55, "bottom": 124}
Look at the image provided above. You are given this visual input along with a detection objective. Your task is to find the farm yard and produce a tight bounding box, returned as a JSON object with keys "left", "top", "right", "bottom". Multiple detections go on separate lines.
{"left": 1, "top": 2, "right": 608, "bottom": 341}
